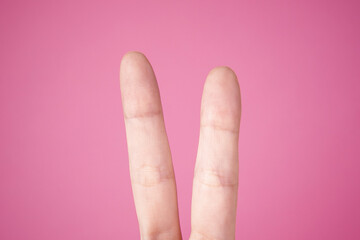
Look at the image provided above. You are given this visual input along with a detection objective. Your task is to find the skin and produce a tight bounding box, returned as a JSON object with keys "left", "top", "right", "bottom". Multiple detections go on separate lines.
{"left": 120, "top": 51, "right": 241, "bottom": 240}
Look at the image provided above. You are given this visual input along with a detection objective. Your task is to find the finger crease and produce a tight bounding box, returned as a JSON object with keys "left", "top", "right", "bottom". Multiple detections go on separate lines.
{"left": 194, "top": 168, "right": 238, "bottom": 188}
{"left": 131, "top": 165, "right": 175, "bottom": 187}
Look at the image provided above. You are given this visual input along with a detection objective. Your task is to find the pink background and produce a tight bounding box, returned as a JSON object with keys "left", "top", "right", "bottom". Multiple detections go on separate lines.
{"left": 1, "top": 0, "right": 360, "bottom": 239}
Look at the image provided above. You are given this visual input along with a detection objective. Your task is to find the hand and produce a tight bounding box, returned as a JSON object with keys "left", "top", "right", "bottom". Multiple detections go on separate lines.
{"left": 120, "top": 51, "right": 241, "bottom": 240}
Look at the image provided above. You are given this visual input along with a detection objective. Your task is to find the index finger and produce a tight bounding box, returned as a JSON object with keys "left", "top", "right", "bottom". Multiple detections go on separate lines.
{"left": 190, "top": 67, "right": 241, "bottom": 240}
{"left": 120, "top": 51, "right": 181, "bottom": 240}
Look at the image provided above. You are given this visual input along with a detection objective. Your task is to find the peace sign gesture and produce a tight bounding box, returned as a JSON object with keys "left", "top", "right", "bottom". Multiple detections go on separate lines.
{"left": 120, "top": 51, "right": 241, "bottom": 240}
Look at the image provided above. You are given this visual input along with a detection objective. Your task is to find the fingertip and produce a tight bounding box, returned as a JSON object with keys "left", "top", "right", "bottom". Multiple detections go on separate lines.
{"left": 205, "top": 66, "right": 240, "bottom": 97}
{"left": 121, "top": 51, "right": 148, "bottom": 64}
{"left": 119, "top": 51, "right": 161, "bottom": 119}
{"left": 120, "top": 51, "right": 151, "bottom": 79}
{"left": 207, "top": 66, "right": 238, "bottom": 82}
{"left": 201, "top": 66, "right": 241, "bottom": 132}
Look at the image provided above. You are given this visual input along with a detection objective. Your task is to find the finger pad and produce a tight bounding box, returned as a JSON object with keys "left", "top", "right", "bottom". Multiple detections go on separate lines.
{"left": 201, "top": 66, "right": 241, "bottom": 132}
{"left": 120, "top": 51, "right": 162, "bottom": 118}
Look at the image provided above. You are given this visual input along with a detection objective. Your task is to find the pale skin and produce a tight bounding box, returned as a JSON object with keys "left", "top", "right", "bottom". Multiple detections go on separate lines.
{"left": 120, "top": 51, "right": 241, "bottom": 240}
